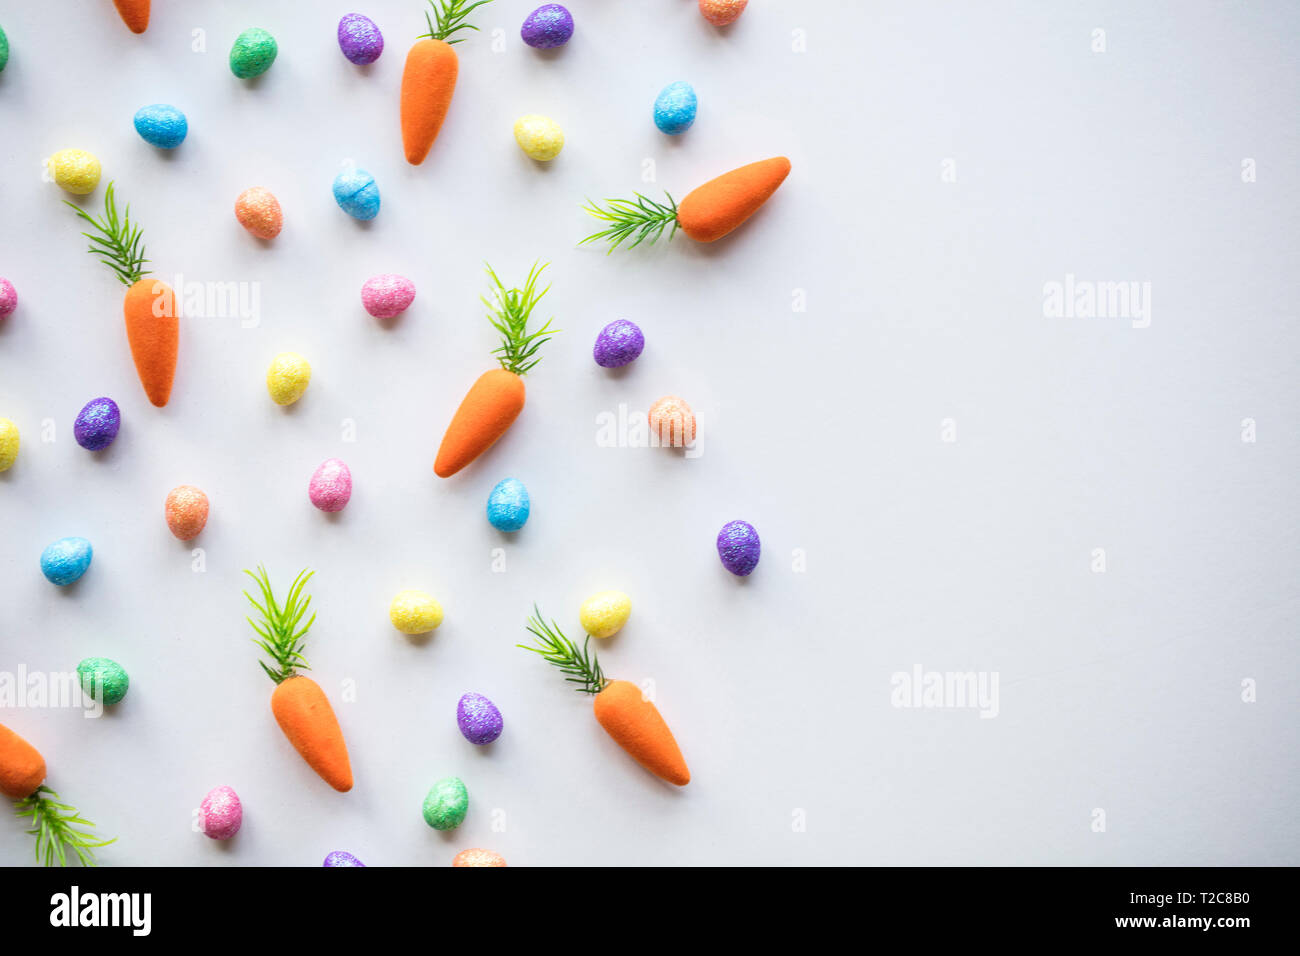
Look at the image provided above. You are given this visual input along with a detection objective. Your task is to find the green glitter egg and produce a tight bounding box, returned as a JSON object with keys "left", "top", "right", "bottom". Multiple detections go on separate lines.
{"left": 229, "top": 28, "right": 278, "bottom": 79}
{"left": 422, "top": 776, "right": 468, "bottom": 831}
{"left": 0, "top": 25, "right": 9, "bottom": 73}
{"left": 77, "top": 657, "right": 129, "bottom": 706}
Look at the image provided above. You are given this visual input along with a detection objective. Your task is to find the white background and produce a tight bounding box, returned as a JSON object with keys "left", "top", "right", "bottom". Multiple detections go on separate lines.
{"left": 1, "top": 0, "right": 1297, "bottom": 866}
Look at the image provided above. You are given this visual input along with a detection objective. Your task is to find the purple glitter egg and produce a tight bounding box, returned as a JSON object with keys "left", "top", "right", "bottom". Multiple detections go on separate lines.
{"left": 593, "top": 319, "right": 644, "bottom": 368}
{"left": 324, "top": 850, "right": 366, "bottom": 867}
{"left": 309, "top": 458, "right": 353, "bottom": 512}
{"left": 457, "top": 692, "right": 503, "bottom": 745}
{"left": 73, "top": 397, "right": 121, "bottom": 451}
{"left": 338, "top": 13, "right": 384, "bottom": 65}
{"left": 716, "top": 519, "right": 761, "bottom": 576}
{"left": 521, "top": 4, "right": 574, "bottom": 49}
{"left": 200, "top": 785, "right": 242, "bottom": 840}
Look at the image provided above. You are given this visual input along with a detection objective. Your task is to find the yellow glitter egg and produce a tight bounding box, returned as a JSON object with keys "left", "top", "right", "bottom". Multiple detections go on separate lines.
{"left": 513, "top": 114, "right": 564, "bottom": 161}
{"left": 0, "top": 418, "right": 19, "bottom": 472}
{"left": 580, "top": 590, "right": 632, "bottom": 639}
{"left": 389, "top": 589, "right": 443, "bottom": 635}
{"left": 266, "top": 352, "right": 311, "bottom": 405}
{"left": 48, "top": 149, "right": 102, "bottom": 195}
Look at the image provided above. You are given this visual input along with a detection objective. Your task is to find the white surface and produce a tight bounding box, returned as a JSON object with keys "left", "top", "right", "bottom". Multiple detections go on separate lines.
{"left": 0, "top": 0, "right": 1297, "bottom": 866}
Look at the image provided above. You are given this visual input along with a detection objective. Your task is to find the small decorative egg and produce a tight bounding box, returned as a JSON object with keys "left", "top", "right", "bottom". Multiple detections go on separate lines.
{"left": 40, "top": 537, "right": 92, "bottom": 586}
{"left": 513, "top": 115, "right": 564, "bottom": 161}
{"left": 333, "top": 168, "right": 380, "bottom": 220}
{"left": 422, "top": 776, "right": 468, "bottom": 831}
{"left": 457, "top": 692, "right": 503, "bottom": 745}
{"left": 0, "top": 418, "right": 18, "bottom": 472}
{"left": 235, "top": 187, "right": 283, "bottom": 240}
{"left": 324, "top": 850, "right": 366, "bottom": 867}
{"left": 648, "top": 395, "right": 696, "bottom": 446}
{"left": 579, "top": 591, "right": 632, "bottom": 638}
{"left": 389, "top": 589, "right": 443, "bottom": 634}
{"left": 486, "top": 478, "right": 530, "bottom": 532}
{"left": 520, "top": 4, "right": 574, "bottom": 48}
{"left": 361, "top": 274, "right": 416, "bottom": 319}
{"left": 266, "top": 351, "right": 311, "bottom": 405}
{"left": 0, "top": 25, "right": 8, "bottom": 72}
{"left": 593, "top": 319, "right": 644, "bottom": 368}
{"left": 165, "top": 485, "right": 209, "bottom": 540}
{"left": 133, "top": 104, "right": 188, "bottom": 149}
{"left": 0, "top": 278, "right": 17, "bottom": 318}
{"left": 200, "top": 785, "right": 242, "bottom": 840}
{"left": 699, "top": 0, "right": 749, "bottom": 27}
{"left": 73, "top": 397, "right": 120, "bottom": 451}
{"left": 48, "top": 149, "right": 101, "bottom": 195}
{"left": 230, "top": 27, "right": 278, "bottom": 79}
{"left": 654, "top": 81, "right": 698, "bottom": 135}
{"left": 338, "top": 13, "right": 384, "bottom": 64}
{"left": 309, "top": 458, "right": 352, "bottom": 512}
{"left": 77, "top": 657, "right": 129, "bottom": 705}
{"left": 717, "top": 519, "right": 761, "bottom": 576}
{"left": 453, "top": 848, "right": 506, "bottom": 867}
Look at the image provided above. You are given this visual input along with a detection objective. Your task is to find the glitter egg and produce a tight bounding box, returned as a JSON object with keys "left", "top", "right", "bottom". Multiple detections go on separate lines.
{"left": 453, "top": 848, "right": 506, "bottom": 867}
{"left": 648, "top": 395, "right": 696, "bottom": 446}
{"left": 133, "top": 104, "right": 188, "bottom": 149}
{"left": 0, "top": 26, "right": 8, "bottom": 72}
{"left": 333, "top": 168, "right": 380, "bottom": 220}
{"left": 699, "top": 0, "right": 748, "bottom": 26}
{"left": 361, "top": 274, "right": 416, "bottom": 319}
{"left": 520, "top": 4, "right": 574, "bottom": 48}
{"left": 73, "top": 397, "right": 120, "bottom": 451}
{"left": 309, "top": 458, "right": 352, "bottom": 512}
{"left": 266, "top": 351, "right": 311, "bottom": 405}
{"left": 338, "top": 13, "right": 384, "bottom": 64}
{"left": 48, "top": 149, "right": 101, "bottom": 195}
{"left": 486, "top": 478, "right": 530, "bottom": 532}
{"left": 593, "top": 319, "right": 644, "bottom": 368}
{"left": 422, "top": 776, "right": 468, "bottom": 831}
{"left": 579, "top": 591, "right": 632, "bottom": 639}
{"left": 0, "top": 278, "right": 17, "bottom": 318}
{"left": 200, "top": 786, "right": 242, "bottom": 840}
{"left": 654, "top": 82, "right": 698, "bottom": 135}
{"left": 77, "top": 657, "right": 129, "bottom": 705}
{"left": 229, "top": 28, "right": 278, "bottom": 79}
{"left": 235, "top": 186, "right": 283, "bottom": 240}
{"left": 0, "top": 418, "right": 18, "bottom": 472}
{"left": 513, "top": 115, "right": 564, "bottom": 161}
{"left": 457, "top": 692, "right": 503, "bottom": 745}
{"left": 165, "top": 485, "right": 209, "bottom": 540}
{"left": 324, "top": 850, "right": 366, "bottom": 867}
{"left": 40, "top": 537, "right": 92, "bottom": 586}
{"left": 389, "top": 589, "right": 443, "bottom": 634}
{"left": 717, "top": 519, "right": 761, "bottom": 576}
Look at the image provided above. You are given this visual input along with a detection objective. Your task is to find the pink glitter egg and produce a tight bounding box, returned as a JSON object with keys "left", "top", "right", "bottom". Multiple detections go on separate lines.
{"left": 309, "top": 458, "right": 352, "bottom": 512}
{"left": 648, "top": 395, "right": 697, "bottom": 447}
{"left": 361, "top": 274, "right": 416, "bottom": 319}
{"left": 200, "top": 785, "right": 242, "bottom": 840}
{"left": 0, "top": 278, "right": 16, "bottom": 318}
{"left": 235, "top": 186, "right": 283, "bottom": 240}
{"left": 699, "top": 0, "right": 748, "bottom": 26}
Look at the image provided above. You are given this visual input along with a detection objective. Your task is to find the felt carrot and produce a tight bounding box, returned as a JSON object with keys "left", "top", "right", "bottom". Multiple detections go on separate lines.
{"left": 1, "top": 722, "right": 115, "bottom": 866}
{"left": 519, "top": 606, "right": 690, "bottom": 786}
{"left": 581, "top": 157, "right": 792, "bottom": 251}
{"left": 401, "top": 0, "right": 493, "bottom": 165}
{"left": 433, "top": 262, "right": 557, "bottom": 478}
{"left": 243, "top": 567, "right": 354, "bottom": 793}
{"left": 112, "top": 0, "right": 150, "bottom": 33}
{"left": 66, "top": 182, "right": 178, "bottom": 407}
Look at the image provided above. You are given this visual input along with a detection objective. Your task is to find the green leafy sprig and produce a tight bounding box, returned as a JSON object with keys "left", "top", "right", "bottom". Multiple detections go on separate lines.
{"left": 15, "top": 786, "right": 115, "bottom": 867}
{"left": 419, "top": 0, "right": 493, "bottom": 43}
{"left": 243, "top": 567, "right": 316, "bottom": 685}
{"left": 65, "top": 181, "right": 150, "bottom": 285}
{"left": 519, "top": 605, "right": 607, "bottom": 695}
{"left": 580, "top": 192, "right": 680, "bottom": 253}
{"left": 484, "top": 261, "right": 558, "bottom": 376}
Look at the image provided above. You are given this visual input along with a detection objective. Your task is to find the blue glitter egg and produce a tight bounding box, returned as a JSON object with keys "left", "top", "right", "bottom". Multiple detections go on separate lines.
{"left": 486, "top": 478, "right": 530, "bottom": 532}
{"left": 73, "top": 397, "right": 121, "bottom": 451}
{"left": 323, "top": 850, "right": 366, "bottom": 867}
{"left": 654, "top": 81, "right": 697, "bottom": 135}
{"left": 593, "top": 319, "right": 645, "bottom": 368}
{"left": 338, "top": 13, "right": 384, "bottom": 65}
{"left": 333, "top": 168, "right": 380, "bottom": 220}
{"left": 521, "top": 4, "right": 574, "bottom": 49}
{"left": 133, "top": 104, "right": 188, "bottom": 149}
{"left": 716, "top": 519, "right": 760, "bottom": 576}
{"left": 41, "top": 536, "right": 93, "bottom": 586}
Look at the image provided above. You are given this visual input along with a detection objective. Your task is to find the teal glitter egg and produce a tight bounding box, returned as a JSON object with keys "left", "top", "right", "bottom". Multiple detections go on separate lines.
{"left": 486, "top": 478, "right": 530, "bottom": 532}
{"left": 422, "top": 776, "right": 468, "bottom": 830}
{"left": 333, "top": 168, "right": 380, "bottom": 220}
{"left": 78, "top": 657, "right": 129, "bottom": 705}
{"left": 230, "top": 28, "right": 278, "bottom": 79}
{"left": 40, "top": 536, "right": 92, "bottom": 586}
{"left": 133, "top": 104, "right": 188, "bottom": 149}
{"left": 654, "top": 81, "right": 698, "bottom": 135}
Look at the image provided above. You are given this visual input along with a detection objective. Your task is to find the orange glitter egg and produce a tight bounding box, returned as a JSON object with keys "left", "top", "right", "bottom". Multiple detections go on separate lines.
{"left": 165, "top": 484, "right": 209, "bottom": 540}
{"left": 453, "top": 848, "right": 507, "bottom": 867}
{"left": 648, "top": 395, "right": 697, "bottom": 447}
{"left": 235, "top": 186, "right": 283, "bottom": 240}
{"left": 699, "top": 0, "right": 748, "bottom": 27}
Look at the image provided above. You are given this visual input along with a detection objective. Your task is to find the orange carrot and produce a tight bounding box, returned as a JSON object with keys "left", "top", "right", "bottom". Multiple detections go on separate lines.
{"left": 244, "top": 567, "right": 354, "bottom": 793}
{"left": 401, "top": 0, "right": 492, "bottom": 165}
{"left": 434, "top": 262, "right": 556, "bottom": 478}
{"left": 0, "top": 723, "right": 46, "bottom": 800}
{"left": 520, "top": 608, "right": 691, "bottom": 787}
{"left": 581, "top": 156, "right": 792, "bottom": 251}
{"left": 112, "top": 0, "right": 150, "bottom": 34}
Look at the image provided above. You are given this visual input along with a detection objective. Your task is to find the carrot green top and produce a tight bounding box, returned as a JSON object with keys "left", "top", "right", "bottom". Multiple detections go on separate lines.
{"left": 16, "top": 786, "right": 115, "bottom": 867}
{"left": 244, "top": 567, "right": 316, "bottom": 685}
{"left": 484, "top": 261, "right": 557, "bottom": 375}
{"left": 580, "top": 192, "right": 680, "bottom": 252}
{"left": 419, "top": 0, "right": 493, "bottom": 43}
{"left": 66, "top": 181, "right": 150, "bottom": 285}
{"left": 519, "top": 605, "right": 608, "bottom": 695}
